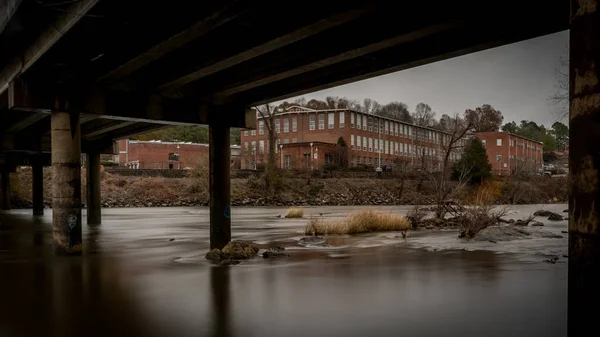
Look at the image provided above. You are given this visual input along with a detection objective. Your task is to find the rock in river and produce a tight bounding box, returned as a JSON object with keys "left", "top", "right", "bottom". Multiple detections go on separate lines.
{"left": 298, "top": 236, "right": 329, "bottom": 247}
{"left": 263, "top": 247, "right": 289, "bottom": 258}
{"left": 530, "top": 221, "right": 544, "bottom": 227}
{"left": 547, "top": 213, "right": 564, "bottom": 221}
{"left": 534, "top": 210, "right": 553, "bottom": 217}
{"left": 205, "top": 241, "right": 260, "bottom": 262}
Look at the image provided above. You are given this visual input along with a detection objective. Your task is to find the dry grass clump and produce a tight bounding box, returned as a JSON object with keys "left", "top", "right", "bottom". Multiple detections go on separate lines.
{"left": 458, "top": 186, "right": 510, "bottom": 238}
{"left": 285, "top": 207, "right": 304, "bottom": 218}
{"left": 305, "top": 209, "right": 410, "bottom": 235}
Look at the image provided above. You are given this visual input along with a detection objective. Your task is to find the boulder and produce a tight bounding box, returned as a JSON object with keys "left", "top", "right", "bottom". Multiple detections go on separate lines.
{"left": 534, "top": 210, "right": 553, "bottom": 217}
{"left": 263, "top": 247, "right": 289, "bottom": 258}
{"left": 530, "top": 221, "right": 544, "bottom": 227}
{"left": 205, "top": 249, "right": 225, "bottom": 261}
{"left": 547, "top": 213, "right": 564, "bottom": 221}
{"left": 514, "top": 219, "right": 528, "bottom": 226}
{"left": 298, "top": 236, "right": 329, "bottom": 247}
{"left": 221, "top": 241, "right": 260, "bottom": 259}
{"left": 471, "top": 226, "right": 531, "bottom": 242}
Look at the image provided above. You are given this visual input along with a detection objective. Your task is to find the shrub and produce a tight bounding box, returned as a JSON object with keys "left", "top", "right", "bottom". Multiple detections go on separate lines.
{"left": 285, "top": 207, "right": 304, "bottom": 218}
{"left": 452, "top": 137, "right": 492, "bottom": 184}
{"left": 305, "top": 209, "right": 410, "bottom": 235}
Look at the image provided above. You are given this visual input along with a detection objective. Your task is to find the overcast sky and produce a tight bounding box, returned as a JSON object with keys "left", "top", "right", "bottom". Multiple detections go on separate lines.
{"left": 283, "top": 31, "right": 569, "bottom": 127}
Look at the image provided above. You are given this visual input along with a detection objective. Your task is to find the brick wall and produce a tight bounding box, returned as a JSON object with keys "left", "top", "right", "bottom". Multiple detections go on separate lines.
{"left": 240, "top": 108, "right": 455, "bottom": 171}
{"left": 118, "top": 140, "right": 208, "bottom": 169}
{"left": 475, "top": 131, "right": 543, "bottom": 175}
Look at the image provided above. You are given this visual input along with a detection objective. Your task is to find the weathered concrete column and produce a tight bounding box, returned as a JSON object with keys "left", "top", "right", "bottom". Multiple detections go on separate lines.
{"left": 51, "top": 111, "right": 82, "bottom": 255}
{"left": 569, "top": 1, "right": 600, "bottom": 336}
{"left": 0, "top": 165, "right": 11, "bottom": 210}
{"left": 32, "top": 157, "right": 44, "bottom": 216}
{"left": 209, "top": 121, "right": 231, "bottom": 250}
{"left": 86, "top": 152, "right": 101, "bottom": 226}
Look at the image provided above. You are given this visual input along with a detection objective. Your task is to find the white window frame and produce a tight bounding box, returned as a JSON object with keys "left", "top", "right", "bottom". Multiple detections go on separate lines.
{"left": 369, "top": 138, "right": 373, "bottom": 152}
{"left": 328, "top": 112, "right": 335, "bottom": 129}
{"left": 292, "top": 137, "right": 297, "bottom": 143}
{"left": 244, "top": 130, "right": 249, "bottom": 136}
{"left": 319, "top": 114, "right": 325, "bottom": 130}
{"left": 275, "top": 139, "right": 280, "bottom": 153}
{"left": 339, "top": 111, "right": 345, "bottom": 128}
{"left": 356, "top": 136, "right": 361, "bottom": 151}
{"left": 350, "top": 112, "right": 355, "bottom": 128}
{"left": 283, "top": 138, "right": 289, "bottom": 144}
{"left": 374, "top": 138, "right": 378, "bottom": 152}
{"left": 259, "top": 140, "right": 265, "bottom": 154}
{"left": 482, "top": 139, "right": 486, "bottom": 146}
{"left": 395, "top": 123, "right": 399, "bottom": 137}
{"left": 283, "top": 118, "right": 289, "bottom": 133}
{"left": 356, "top": 113, "right": 361, "bottom": 129}
{"left": 258, "top": 121, "right": 264, "bottom": 135}
{"left": 351, "top": 134, "right": 355, "bottom": 150}
{"left": 244, "top": 141, "right": 249, "bottom": 153}
{"left": 385, "top": 140, "right": 389, "bottom": 154}
{"left": 251, "top": 129, "right": 256, "bottom": 136}
{"left": 292, "top": 117, "right": 297, "bottom": 132}
{"left": 309, "top": 115, "right": 316, "bottom": 130}
{"left": 497, "top": 138, "right": 502, "bottom": 146}
{"left": 362, "top": 137, "right": 367, "bottom": 152}
{"left": 363, "top": 115, "right": 367, "bottom": 131}
{"left": 275, "top": 119, "right": 280, "bottom": 133}
{"left": 385, "top": 121, "right": 389, "bottom": 135}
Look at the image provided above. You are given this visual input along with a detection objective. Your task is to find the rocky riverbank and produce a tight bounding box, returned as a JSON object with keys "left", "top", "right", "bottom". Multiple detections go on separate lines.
{"left": 7, "top": 168, "right": 568, "bottom": 208}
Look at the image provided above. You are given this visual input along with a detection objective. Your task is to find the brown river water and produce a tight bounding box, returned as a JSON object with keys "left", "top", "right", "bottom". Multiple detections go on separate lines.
{"left": 0, "top": 204, "right": 567, "bottom": 337}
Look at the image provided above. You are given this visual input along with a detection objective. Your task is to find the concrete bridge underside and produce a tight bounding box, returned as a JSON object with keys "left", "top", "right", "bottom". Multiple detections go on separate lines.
{"left": 0, "top": 1, "right": 598, "bottom": 335}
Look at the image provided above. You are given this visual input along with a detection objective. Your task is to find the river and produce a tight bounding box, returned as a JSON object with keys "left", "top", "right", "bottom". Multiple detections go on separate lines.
{"left": 0, "top": 204, "right": 567, "bottom": 337}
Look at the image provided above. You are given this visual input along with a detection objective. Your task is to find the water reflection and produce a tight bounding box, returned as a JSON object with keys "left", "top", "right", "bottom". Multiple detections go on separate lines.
{"left": 211, "top": 266, "right": 231, "bottom": 337}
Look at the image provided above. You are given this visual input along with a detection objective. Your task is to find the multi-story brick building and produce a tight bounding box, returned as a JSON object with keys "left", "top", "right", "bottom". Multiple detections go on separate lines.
{"left": 475, "top": 131, "right": 543, "bottom": 175}
{"left": 240, "top": 106, "right": 463, "bottom": 171}
{"left": 116, "top": 139, "right": 240, "bottom": 169}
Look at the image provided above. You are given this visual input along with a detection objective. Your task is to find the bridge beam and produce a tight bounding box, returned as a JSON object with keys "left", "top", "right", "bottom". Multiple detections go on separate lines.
{"left": 51, "top": 111, "right": 82, "bottom": 255}
{"left": 209, "top": 118, "right": 231, "bottom": 250}
{"left": 569, "top": 0, "right": 600, "bottom": 336}
{"left": 86, "top": 152, "right": 101, "bottom": 226}
{"left": 0, "top": 164, "right": 11, "bottom": 211}
{"left": 32, "top": 155, "right": 44, "bottom": 216}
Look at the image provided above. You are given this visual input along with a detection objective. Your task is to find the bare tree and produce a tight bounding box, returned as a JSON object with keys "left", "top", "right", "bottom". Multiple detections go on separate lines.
{"left": 255, "top": 104, "right": 280, "bottom": 193}
{"left": 412, "top": 103, "right": 436, "bottom": 127}
{"left": 464, "top": 104, "right": 504, "bottom": 132}
{"left": 377, "top": 101, "right": 412, "bottom": 122}
{"left": 293, "top": 97, "right": 307, "bottom": 107}
{"left": 548, "top": 47, "right": 569, "bottom": 120}
{"left": 426, "top": 113, "right": 473, "bottom": 218}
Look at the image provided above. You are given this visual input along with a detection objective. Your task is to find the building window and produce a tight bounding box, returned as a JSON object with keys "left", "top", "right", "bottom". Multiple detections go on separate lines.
{"left": 408, "top": 126, "right": 413, "bottom": 137}
{"left": 351, "top": 156, "right": 355, "bottom": 167}
{"left": 285, "top": 155, "right": 291, "bottom": 169}
{"left": 358, "top": 156, "right": 362, "bottom": 164}
{"left": 244, "top": 130, "right": 249, "bottom": 136}
{"left": 350, "top": 112, "right": 355, "bottom": 128}
{"left": 292, "top": 117, "right": 297, "bottom": 132}
{"left": 283, "top": 118, "right": 289, "bottom": 133}
{"left": 339, "top": 111, "right": 345, "bottom": 128}
{"left": 244, "top": 142, "right": 249, "bottom": 154}
{"left": 368, "top": 117, "right": 373, "bottom": 132}
{"left": 259, "top": 140, "right": 265, "bottom": 154}
{"left": 362, "top": 115, "right": 367, "bottom": 131}
{"left": 275, "top": 119, "right": 280, "bottom": 133}
{"left": 319, "top": 114, "right": 325, "bottom": 130}
{"left": 251, "top": 141, "right": 256, "bottom": 153}
{"left": 356, "top": 113, "right": 361, "bottom": 129}
{"left": 496, "top": 138, "right": 502, "bottom": 146}
{"left": 309, "top": 115, "right": 316, "bottom": 130}
{"left": 328, "top": 112, "right": 335, "bottom": 129}
{"left": 325, "top": 153, "right": 334, "bottom": 165}
{"left": 385, "top": 121, "right": 389, "bottom": 135}
{"left": 251, "top": 129, "right": 256, "bottom": 136}
{"left": 379, "top": 120, "right": 384, "bottom": 134}
{"left": 496, "top": 154, "right": 502, "bottom": 161}
{"left": 369, "top": 138, "right": 373, "bottom": 152}
{"left": 385, "top": 140, "right": 389, "bottom": 154}
{"left": 168, "top": 152, "right": 179, "bottom": 162}
{"left": 283, "top": 138, "right": 289, "bottom": 144}
{"left": 245, "top": 160, "right": 249, "bottom": 169}
{"left": 374, "top": 138, "right": 378, "bottom": 152}
{"left": 395, "top": 142, "right": 399, "bottom": 155}
{"left": 351, "top": 134, "right": 355, "bottom": 150}
{"left": 357, "top": 136, "right": 361, "bottom": 151}
{"left": 258, "top": 121, "right": 264, "bottom": 135}
{"left": 395, "top": 123, "right": 399, "bottom": 137}
{"left": 292, "top": 137, "right": 297, "bottom": 143}
{"left": 408, "top": 144, "right": 412, "bottom": 155}
{"left": 275, "top": 139, "right": 280, "bottom": 153}
{"left": 362, "top": 137, "right": 367, "bottom": 152}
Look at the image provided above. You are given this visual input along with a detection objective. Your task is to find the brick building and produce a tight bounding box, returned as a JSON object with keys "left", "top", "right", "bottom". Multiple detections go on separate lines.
{"left": 240, "top": 106, "right": 463, "bottom": 171}
{"left": 116, "top": 139, "right": 241, "bottom": 169}
{"left": 475, "top": 132, "right": 543, "bottom": 175}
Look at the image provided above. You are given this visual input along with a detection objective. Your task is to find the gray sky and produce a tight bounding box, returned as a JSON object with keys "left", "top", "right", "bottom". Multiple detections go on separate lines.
{"left": 283, "top": 31, "right": 569, "bottom": 127}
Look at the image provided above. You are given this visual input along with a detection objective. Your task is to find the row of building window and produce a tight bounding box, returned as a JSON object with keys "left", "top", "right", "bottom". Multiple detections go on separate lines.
{"left": 243, "top": 138, "right": 300, "bottom": 154}
{"left": 244, "top": 112, "right": 449, "bottom": 145}
{"left": 349, "top": 134, "right": 447, "bottom": 157}
{"left": 483, "top": 138, "right": 541, "bottom": 151}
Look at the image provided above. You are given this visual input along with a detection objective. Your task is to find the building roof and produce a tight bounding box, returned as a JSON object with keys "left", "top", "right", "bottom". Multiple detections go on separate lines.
{"left": 126, "top": 139, "right": 241, "bottom": 148}
{"left": 475, "top": 131, "right": 544, "bottom": 144}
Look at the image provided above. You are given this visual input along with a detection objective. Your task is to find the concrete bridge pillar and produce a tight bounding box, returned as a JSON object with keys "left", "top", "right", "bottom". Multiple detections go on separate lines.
{"left": 209, "top": 121, "right": 231, "bottom": 250}
{"left": 32, "top": 156, "right": 44, "bottom": 216}
{"left": 86, "top": 152, "right": 101, "bottom": 226}
{"left": 0, "top": 165, "right": 11, "bottom": 211}
{"left": 569, "top": 0, "right": 600, "bottom": 335}
{"left": 51, "top": 111, "right": 82, "bottom": 255}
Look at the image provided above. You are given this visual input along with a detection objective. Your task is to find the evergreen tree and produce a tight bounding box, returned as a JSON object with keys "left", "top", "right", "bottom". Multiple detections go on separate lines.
{"left": 451, "top": 138, "right": 492, "bottom": 184}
